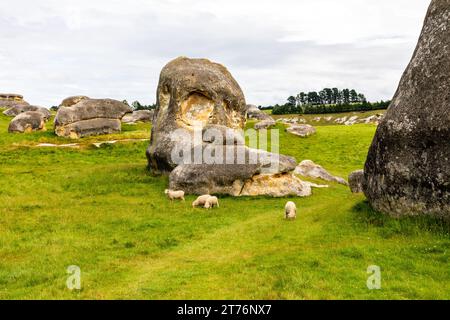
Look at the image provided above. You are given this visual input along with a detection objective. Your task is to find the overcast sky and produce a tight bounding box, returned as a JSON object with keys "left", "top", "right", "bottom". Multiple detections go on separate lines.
{"left": 0, "top": 0, "right": 431, "bottom": 107}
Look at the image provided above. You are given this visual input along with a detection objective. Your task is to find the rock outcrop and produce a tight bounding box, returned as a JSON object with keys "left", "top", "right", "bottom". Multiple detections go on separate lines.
{"left": 148, "top": 57, "right": 312, "bottom": 197}
{"left": 0, "top": 93, "right": 29, "bottom": 109}
{"left": 363, "top": 0, "right": 450, "bottom": 219}
{"left": 8, "top": 111, "right": 47, "bottom": 133}
{"left": 122, "top": 110, "right": 154, "bottom": 124}
{"left": 54, "top": 98, "right": 132, "bottom": 138}
{"left": 286, "top": 124, "right": 316, "bottom": 137}
{"left": 349, "top": 170, "right": 364, "bottom": 193}
{"left": 59, "top": 96, "right": 90, "bottom": 108}
{"left": 294, "top": 160, "right": 348, "bottom": 185}
{"left": 3, "top": 104, "right": 50, "bottom": 120}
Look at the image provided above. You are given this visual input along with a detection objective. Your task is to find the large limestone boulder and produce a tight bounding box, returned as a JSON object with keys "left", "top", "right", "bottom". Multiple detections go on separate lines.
{"left": 59, "top": 96, "right": 90, "bottom": 108}
{"left": 147, "top": 57, "right": 247, "bottom": 172}
{"left": 54, "top": 98, "right": 132, "bottom": 138}
{"left": 8, "top": 111, "right": 46, "bottom": 133}
{"left": 3, "top": 105, "right": 50, "bottom": 120}
{"left": 295, "top": 160, "right": 348, "bottom": 185}
{"left": 363, "top": 0, "right": 450, "bottom": 218}
{"left": 148, "top": 57, "right": 311, "bottom": 197}
{"left": 122, "top": 110, "right": 154, "bottom": 124}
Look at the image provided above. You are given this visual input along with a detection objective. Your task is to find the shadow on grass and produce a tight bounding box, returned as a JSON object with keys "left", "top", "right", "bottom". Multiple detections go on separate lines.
{"left": 352, "top": 200, "right": 450, "bottom": 237}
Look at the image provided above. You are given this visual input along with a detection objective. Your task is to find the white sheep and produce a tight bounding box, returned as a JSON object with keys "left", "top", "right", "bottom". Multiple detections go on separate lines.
{"left": 192, "top": 194, "right": 211, "bottom": 208}
{"left": 204, "top": 196, "right": 219, "bottom": 209}
{"left": 285, "top": 201, "right": 297, "bottom": 220}
{"left": 164, "top": 189, "right": 185, "bottom": 201}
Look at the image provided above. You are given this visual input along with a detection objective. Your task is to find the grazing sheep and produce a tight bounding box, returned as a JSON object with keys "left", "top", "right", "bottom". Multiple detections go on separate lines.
{"left": 192, "top": 194, "right": 211, "bottom": 208}
{"left": 164, "top": 189, "right": 185, "bottom": 201}
{"left": 204, "top": 196, "right": 219, "bottom": 209}
{"left": 285, "top": 201, "right": 297, "bottom": 220}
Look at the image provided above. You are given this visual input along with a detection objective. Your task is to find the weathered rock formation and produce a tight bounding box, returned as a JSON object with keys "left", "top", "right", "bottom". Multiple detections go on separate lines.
{"left": 286, "top": 124, "right": 316, "bottom": 137}
{"left": 8, "top": 111, "right": 47, "bottom": 133}
{"left": 363, "top": 0, "right": 450, "bottom": 218}
{"left": 54, "top": 98, "right": 132, "bottom": 138}
{"left": 148, "top": 57, "right": 312, "bottom": 197}
{"left": 0, "top": 93, "right": 29, "bottom": 109}
{"left": 59, "top": 95, "right": 90, "bottom": 108}
{"left": 3, "top": 105, "right": 50, "bottom": 120}
{"left": 122, "top": 110, "right": 154, "bottom": 124}
{"left": 294, "top": 160, "right": 348, "bottom": 185}
{"left": 349, "top": 170, "right": 364, "bottom": 193}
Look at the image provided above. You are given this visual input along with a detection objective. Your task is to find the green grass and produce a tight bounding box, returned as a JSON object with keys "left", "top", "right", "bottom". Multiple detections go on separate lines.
{"left": 0, "top": 111, "right": 448, "bottom": 300}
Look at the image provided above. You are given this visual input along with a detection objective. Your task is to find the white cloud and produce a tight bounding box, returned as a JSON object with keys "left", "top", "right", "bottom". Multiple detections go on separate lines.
{"left": 0, "top": 0, "right": 431, "bottom": 107}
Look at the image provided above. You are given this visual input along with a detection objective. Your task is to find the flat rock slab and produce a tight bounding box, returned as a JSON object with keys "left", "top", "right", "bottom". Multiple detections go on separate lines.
{"left": 286, "top": 124, "right": 316, "bottom": 137}
{"left": 295, "top": 160, "right": 348, "bottom": 185}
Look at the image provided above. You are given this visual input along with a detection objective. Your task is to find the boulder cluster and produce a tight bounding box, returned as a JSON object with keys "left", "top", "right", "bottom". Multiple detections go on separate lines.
{"left": 2, "top": 93, "right": 154, "bottom": 137}
{"left": 1, "top": 94, "right": 51, "bottom": 133}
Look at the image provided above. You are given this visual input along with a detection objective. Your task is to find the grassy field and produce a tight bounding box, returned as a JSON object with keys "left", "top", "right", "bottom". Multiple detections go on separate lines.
{"left": 0, "top": 111, "right": 448, "bottom": 299}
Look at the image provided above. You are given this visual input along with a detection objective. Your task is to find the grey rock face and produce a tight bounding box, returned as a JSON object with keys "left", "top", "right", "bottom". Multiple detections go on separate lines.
{"left": 122, "top": 110, "right": 154, "bottom": 124}
{"left": 349, "top": 170, "right": 365, "bottom": 193}
{"left": 8, "top": 111, "right": 46, "bottom": 133}
{"left": 363, "top": 0, "right": 450, "bottom": 218}
{"left": 54, "top": 98, "right": 132, "bottom": 138}
{"left": 59, "top": 95, "right": 90, "bottom": 107}
{"left": 148, "top": 57, "right": 311, "bottom": 197}
{"left": 3, "top": 105, "right": 50, "bottom": 120}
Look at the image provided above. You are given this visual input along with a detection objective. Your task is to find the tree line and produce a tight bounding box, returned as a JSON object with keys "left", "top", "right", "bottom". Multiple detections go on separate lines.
{"left": 123, "top": 100, "right": 156, "bottom": 111}
{"left": 269, "top": 88, "right": 390, "bottom": 115}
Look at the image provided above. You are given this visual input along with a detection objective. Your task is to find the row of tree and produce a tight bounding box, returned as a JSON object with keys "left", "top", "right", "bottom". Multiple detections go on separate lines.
{"left": 289, "top": 88, "right": 367, "bottom": 107}
{"left": 270, "top": 88, "right": 390, "bottom": 115}
{"left": 123, "top": 100, "right": 156, "bottom": 111}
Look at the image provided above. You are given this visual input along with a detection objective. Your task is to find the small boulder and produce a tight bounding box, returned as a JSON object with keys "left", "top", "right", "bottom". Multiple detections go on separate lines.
{"left": 286, "top": 124, "right": 316, "bottom": 137}
{"left": 246, "top": 105, "right": 270, "bottom": 121}
{"left": 294, "top": 160, "right": 348, "bottom": 185}
{"left": 3, "top": 105, "right": 50, "bottom": 120}
{"left": 254, "top": 118, "right": 276, "bottom": 130}
{"left": 348, "top": 170, "right": 364, "bottom": 193}
{"left": 122, "top": 110, "right": 154, "bottom": 124}
{"left": 8, "top": 111, "right": 46, "bottom": 133}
